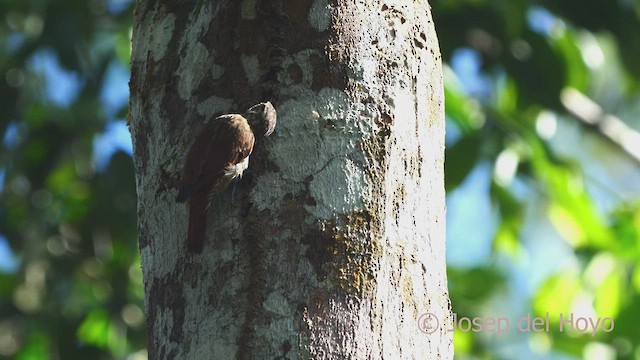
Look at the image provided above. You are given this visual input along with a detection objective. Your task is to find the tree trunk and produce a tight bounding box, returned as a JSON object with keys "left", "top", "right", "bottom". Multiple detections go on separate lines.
{"left": 129, "top": 0, "right": 451, "bottom": 358}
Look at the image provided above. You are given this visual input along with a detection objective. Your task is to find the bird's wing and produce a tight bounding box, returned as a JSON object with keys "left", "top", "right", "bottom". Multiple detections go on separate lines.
{"left": 180, "top": 114, "right": 254, "bottom": 196}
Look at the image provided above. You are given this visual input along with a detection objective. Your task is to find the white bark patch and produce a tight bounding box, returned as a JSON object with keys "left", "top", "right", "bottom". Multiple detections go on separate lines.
{"left": 149, "top": 13, "right": 176, "bottom": 60}
{"left": 197, "top": 95, "right": 235, "bottom": 119}
{"left": 263, "top": 290, "right": 293, "bottom": 316}
{"left": 268, "top": 88, "right": 378, "bottom": 219}
{"left": 176, "top": 8, "right": 213, "bottom": 99}
{"left": 307, "top": 158, "right": 367, "bottom": 218}
{"left": 177, "top": 41, "right": 210, "bottom": 99}
{"left": 183, "top": 4, "right": 214, "bottom": 45}
{"left": 308, "top": 0, "right": 331, "bottom": 32}
{"left": 250, "top": 171, "right": 300, "bottom": 212}
{"left": 240, "top": 54, "right": 261, "bottom": 85}
{"left": 384, "top": 91, "right": 419, "bottom": 249}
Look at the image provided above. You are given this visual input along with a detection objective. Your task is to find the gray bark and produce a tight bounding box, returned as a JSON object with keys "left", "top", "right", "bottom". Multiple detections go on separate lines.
{"left": 129, "top": 0, "right": 451, "bottom": 358}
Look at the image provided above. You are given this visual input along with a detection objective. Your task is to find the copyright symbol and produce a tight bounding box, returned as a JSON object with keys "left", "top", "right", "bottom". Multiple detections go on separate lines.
{"left": 418, "top": 313, "right": 439, "bottom": 334}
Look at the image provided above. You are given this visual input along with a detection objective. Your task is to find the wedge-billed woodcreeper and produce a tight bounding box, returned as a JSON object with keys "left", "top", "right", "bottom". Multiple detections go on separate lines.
{"left": 176, "top": 102, "right": 277, "bottom": 253}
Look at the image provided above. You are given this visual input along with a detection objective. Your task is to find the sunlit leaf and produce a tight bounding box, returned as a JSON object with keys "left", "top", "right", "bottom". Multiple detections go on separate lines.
{"left": 46, "top": 163, "right": 76, "bottom": 195}
{"left": 529, "top": 142, "right": 613, "bottom": 249}
{"left": 453, "top": 328, "right": 473, "bottom": 355}
{"left": 593, "top": 269, "right": 624, "bottom": 319}
{"left": 633, "top": 266, "right": 640, "bottom": 294}
{"left": 533, "top": 272, "right": 580, "bottom": 321}
{"left": 548, "top": 203, "right": 586, "bottom": 247}
{"left": 552, "top": 30, "right": 588, "bottom": 91}
{"left": 77, "top": 309, "right": 110, "bottom": 348}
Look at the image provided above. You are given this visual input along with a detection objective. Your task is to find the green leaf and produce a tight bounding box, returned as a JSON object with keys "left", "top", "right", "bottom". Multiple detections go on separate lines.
{"left": 529, "top": 142, "right": 613, "bottom": 249}
{"left": 114, "top": 30, "right": 132, "bottom": 67}
{"left": 609, "top": 205, "right": 640, "bottom": 261}
{"left": 445, "top": 133, "right": 482, "bottom": 191}
{"left": 494, "top": 75, "right": 518, "bottom": 114}
{"left": 533, "top": 272, "right": 580, "bottom": 321}
{"left": 444, "top": 69, "right": 485, "bottom": 133}
{"left": 594, "top": 271, "right": 623, "bottom": 319}
{"left": 448, "top": 267, "right": 505, "bottom": 305}
{"left": 77, "top": 309, "right": 110, "bottom": 348}
{"left": 585, "top": 254, "right": 624, "bottom": 319}
{"left": 611, "top": 294, "right": 640, "bottom": 343}
{"left": 490, "top": 183, "right": 524, "bottom": 257}
{"left": 15, "top": 331, "right": 50, "bottom": 360}
{"left": 552, "top": 30, "right": 588, "bottom": 91}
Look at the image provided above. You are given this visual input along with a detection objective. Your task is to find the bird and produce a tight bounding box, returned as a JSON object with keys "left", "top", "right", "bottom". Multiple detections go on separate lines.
{"left": 176, "top": 102, "right": 277, "bottom": 253}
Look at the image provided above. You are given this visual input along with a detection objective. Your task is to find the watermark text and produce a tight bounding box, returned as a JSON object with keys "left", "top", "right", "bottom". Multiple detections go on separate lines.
{"left": 418, "top": 312, "right": 614, "bottom": 336}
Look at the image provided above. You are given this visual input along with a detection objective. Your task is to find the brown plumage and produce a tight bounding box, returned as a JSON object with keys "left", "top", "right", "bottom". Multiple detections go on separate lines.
{"left": 177, "top": 102, "right": 277, "bottom": 253}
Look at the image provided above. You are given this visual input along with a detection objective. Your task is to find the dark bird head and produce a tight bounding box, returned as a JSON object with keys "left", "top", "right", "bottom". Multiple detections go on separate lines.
{"left": 245, "top": 102, "right": 277, "bottom": 137}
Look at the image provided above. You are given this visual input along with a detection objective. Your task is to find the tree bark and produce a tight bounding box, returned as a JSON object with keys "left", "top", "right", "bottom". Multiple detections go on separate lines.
{"left": 129, "top": 0, "right": 451, "bottom": 358}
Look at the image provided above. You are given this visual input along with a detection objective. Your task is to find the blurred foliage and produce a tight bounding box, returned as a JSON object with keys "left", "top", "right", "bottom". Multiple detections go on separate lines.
{"left": 0, "top": 0, "right": 639, "bottom": 359}
{"left": 435, "top": 0, "right": 640, "bottom": 359}
{"left": 0, "top": 0, "right": 142, "bottom": 359}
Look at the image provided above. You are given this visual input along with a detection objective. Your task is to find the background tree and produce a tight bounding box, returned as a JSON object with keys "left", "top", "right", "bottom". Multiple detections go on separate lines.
{"left": 1, "top": 0, "right": 639, "bottom": 359}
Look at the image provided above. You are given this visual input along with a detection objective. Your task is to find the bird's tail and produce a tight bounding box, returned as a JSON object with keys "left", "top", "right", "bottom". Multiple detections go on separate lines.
{"left": 187, "top": 195, "right": 207, "bottom": 253}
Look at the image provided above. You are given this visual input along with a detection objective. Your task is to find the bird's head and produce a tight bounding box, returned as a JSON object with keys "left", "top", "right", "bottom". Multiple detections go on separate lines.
{"left": 245, "top": 101, "right": 277, "bottom": 137}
